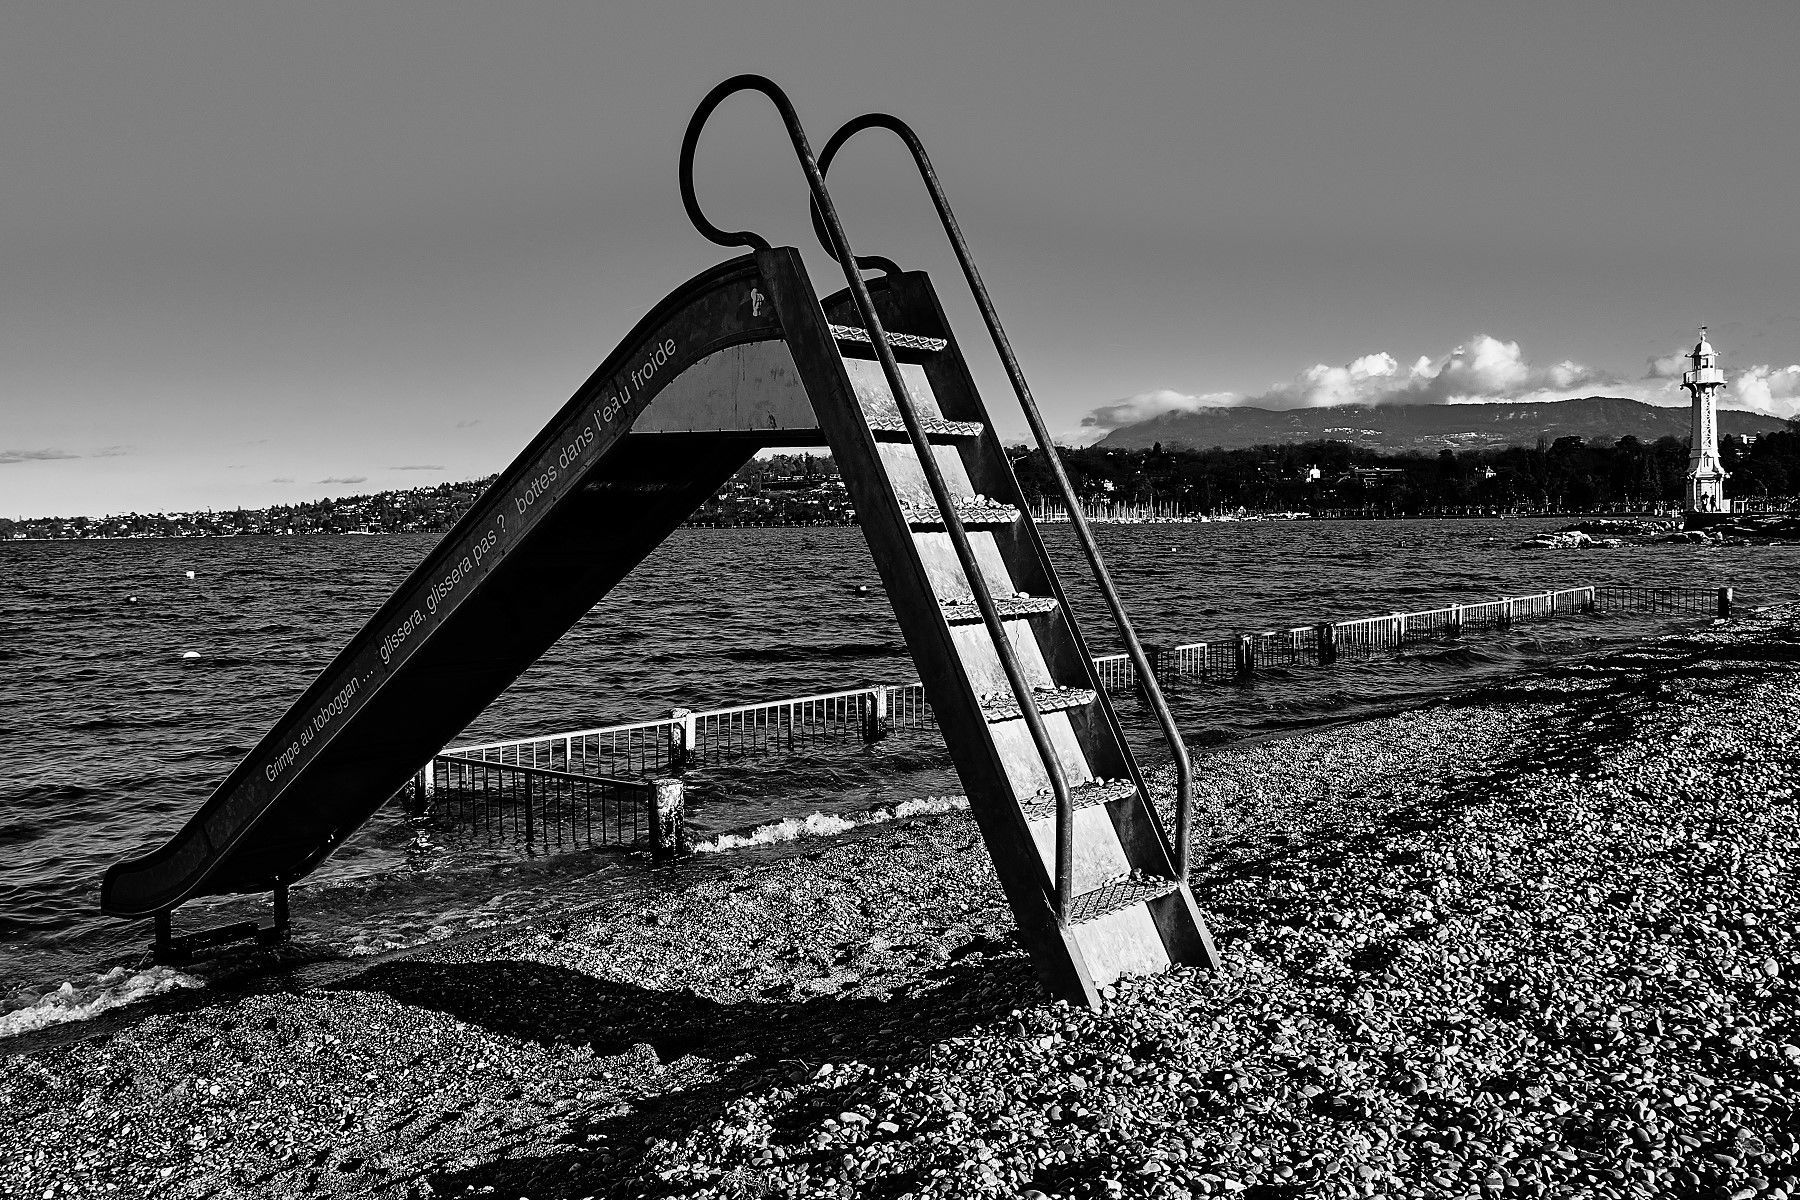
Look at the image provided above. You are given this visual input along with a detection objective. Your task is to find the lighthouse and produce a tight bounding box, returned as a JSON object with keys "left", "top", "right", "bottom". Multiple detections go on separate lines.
{"left": 1682, "top": 326, "right": 1728, "bottom": 514}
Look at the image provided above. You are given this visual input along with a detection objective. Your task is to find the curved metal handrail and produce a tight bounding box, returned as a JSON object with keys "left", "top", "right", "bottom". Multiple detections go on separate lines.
{"left": 677, "top": 76, "right": 1085, "bottom": 919}
{"left": 809, "top": 112, "right": 1197, "bottom": 885}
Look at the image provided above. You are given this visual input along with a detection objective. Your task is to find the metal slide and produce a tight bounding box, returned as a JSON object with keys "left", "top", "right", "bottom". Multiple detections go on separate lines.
{"left": 103, "top": 77, "right": 1217, "bottom": 1005}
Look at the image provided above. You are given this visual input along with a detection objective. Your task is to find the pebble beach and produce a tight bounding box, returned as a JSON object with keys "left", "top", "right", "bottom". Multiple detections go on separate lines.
{"left": 4, "top": 606, "right": 1799, "bottom": 1200}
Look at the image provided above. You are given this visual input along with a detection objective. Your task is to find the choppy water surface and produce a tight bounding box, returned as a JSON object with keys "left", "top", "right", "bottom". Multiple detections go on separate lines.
{"left": 1, "top": 520, "right": 1792, "bottom": 1026}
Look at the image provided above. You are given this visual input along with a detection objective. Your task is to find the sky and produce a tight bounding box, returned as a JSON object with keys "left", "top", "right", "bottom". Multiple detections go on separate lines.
{"left": 3, "top": 1, "right": 1798, "bottom": 517}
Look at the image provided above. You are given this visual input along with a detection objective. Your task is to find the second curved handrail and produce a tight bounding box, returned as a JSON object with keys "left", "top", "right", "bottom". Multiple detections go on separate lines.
{"left": 809, "top": 112, "right": 1198, "bottom": 886}
{"left": 678, "top": 77, "right": 1086, "bottom": 920}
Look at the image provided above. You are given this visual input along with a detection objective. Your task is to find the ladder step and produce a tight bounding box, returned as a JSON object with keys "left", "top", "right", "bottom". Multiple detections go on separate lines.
{"left": 904, "top": 499, "right": 1020, "bottom": 530}
{"left": 868, "top": 413, "right": 986, "bottom": 440}
{"left": 941, "top": 594, "right": 1060, "bottom": 624}
{"left": 1067, "top": 872, "right": 1180, "bottom": 926}
{"left": 1019, "top": 777, "right": 1137, "bottom": 822}
{"left": 979, "top": 685, "right": 1096, "bottom": 723}
{"left": 830, "top": 325, "right": 949, "bottom": 353}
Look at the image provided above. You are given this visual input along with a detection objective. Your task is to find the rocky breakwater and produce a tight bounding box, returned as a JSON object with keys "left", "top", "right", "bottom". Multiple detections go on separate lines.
{"left": 1692, "top": 513, "right": 1800, "bottom": 543}
{"left": 1522, "top": 519, "right": 1676, "bottom": 549}
{"left": 3, "top": 608, "right": 1799, "bottom": 1199}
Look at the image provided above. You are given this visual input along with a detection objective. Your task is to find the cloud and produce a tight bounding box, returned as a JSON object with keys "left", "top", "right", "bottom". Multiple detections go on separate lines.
{"left": 1646, "top": 352, "right": 1690, "bottom": 379}
{"left": 1075, "top": 333, "right": 1636, "bottom": 440}
{"left": 391, "top": 464, "right": 444, "bottom": 471}
{"left": 317, "top": 476, "right": 367, "bottom": 486}
{"left": 454, "top": 419, "right": 481, "bottom": 429}
{"left": 1247, "top": 335, "right": 1611, "bottom": 409}
{"left": 1075, "top": 389, "right": 1237, "bottom": 442}
{"left": 0, "top": 448, "right": 78, "bottom": 464}
{"left": 1732, "top": 364, "right": 1800, "bottom": 416}
{"left": 271, "top": 477, "right": 295, "bottom": 483}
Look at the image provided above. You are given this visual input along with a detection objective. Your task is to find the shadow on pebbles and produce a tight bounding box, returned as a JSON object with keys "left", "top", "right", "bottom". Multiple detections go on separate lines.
{"left": 5, "top": 609, "right": 1800, "bottom": 1200}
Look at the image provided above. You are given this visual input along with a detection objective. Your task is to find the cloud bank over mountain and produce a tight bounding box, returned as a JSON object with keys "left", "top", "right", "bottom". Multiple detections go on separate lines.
{"left": 1073, "top": 334, "right": 1800, "bottom": 444}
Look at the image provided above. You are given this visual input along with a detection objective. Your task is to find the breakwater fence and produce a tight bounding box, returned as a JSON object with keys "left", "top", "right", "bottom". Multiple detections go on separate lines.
{"left": 409, "top": 683, "right": 935, "bottom": 854}
{"left": 411, "top": 583, "right": 1730, "bottom": 848}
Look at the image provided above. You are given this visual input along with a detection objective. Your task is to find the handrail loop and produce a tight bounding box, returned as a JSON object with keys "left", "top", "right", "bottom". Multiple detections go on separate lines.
{"left": 809, "top": 112, "right": 1198, "bottom": 888}
{"left": 679, "top": 76, "right": 1084, "bottom": 921}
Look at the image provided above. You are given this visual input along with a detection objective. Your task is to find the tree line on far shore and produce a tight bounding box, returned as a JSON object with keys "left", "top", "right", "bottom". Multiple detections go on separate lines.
{"left": 6, "top": 430, "right": 1796, "bottom": 540}
{"left": 1012, "top": 428, "right": 1800, "bottom": 514}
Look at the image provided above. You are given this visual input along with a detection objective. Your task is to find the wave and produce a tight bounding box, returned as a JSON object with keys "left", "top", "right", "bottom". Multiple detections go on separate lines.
{"left": 721, "top": 641, "right": 903, "bottom": 664}
{"left": 0, "top": 966, "right": 202, "bottom": 1039}
{"left": 693, "top": 795, "right": 969, "bottom": 854}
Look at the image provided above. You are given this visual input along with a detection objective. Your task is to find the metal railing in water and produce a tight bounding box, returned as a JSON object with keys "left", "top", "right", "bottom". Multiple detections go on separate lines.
{"left": 439, "top": 585, "right": 1732, "bottom": 775}
{"left": 420, "top": 757, "right": 682, "bottom": 855}
{"left": 1086, "top": 584, "right": 1731, "bottom": 685}
{"left": 445, "top": 683, "right": 931, "bottom": 777}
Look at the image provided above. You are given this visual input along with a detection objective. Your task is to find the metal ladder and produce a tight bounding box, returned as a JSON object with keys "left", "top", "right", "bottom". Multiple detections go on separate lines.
{"left": 681, "top": 78, "right": 1220, "bottom": 1006}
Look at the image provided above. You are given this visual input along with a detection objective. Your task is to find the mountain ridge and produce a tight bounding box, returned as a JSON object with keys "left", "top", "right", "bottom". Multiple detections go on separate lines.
{"left": 1092, "top": 395, "right": 1786, "bottom": 452}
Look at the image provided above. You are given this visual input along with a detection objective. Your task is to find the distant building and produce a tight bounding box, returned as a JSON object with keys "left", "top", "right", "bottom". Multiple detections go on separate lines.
{"left": 1682, "top": 326, "right": 1729, "bottom": 513}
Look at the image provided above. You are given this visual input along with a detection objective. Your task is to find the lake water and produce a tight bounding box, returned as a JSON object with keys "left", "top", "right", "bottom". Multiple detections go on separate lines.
{"left": 1, "top": 519, "right": 1791, "bottom": 1032}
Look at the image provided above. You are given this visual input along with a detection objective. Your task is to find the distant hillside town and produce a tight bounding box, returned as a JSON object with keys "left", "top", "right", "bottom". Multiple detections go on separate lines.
{"left": 6, "top": 429, "right": 1797, "bottom": 541}
{"left": 0, "top": 456, "right": 853, "bottom": 541}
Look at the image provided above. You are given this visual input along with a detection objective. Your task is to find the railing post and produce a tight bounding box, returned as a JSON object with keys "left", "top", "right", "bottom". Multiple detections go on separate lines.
{"left": 1447, "top": 604, "right": 1463, "bottom": 639}
{"left": 862, "top": 687, "right": 889, "bottom": 742}
{"left": 1137, "top": 644, "right": 1165, "bottom": 700}
{"left": 1718, "top": 586, "right": 1733, "bottom": 619}
{"left": 270, "top": 884, "right": 290, "bottom": 944}
{"left": 564, "top": 734, "right": 575, "bottom": 772}
{"left": 408, "top": 764, "right": 431, "bottom": 817}
{"left": 651, "top": 778, "right": 686, "bottom": 858}
{"left": 1315, "top": 623, "right": 1337, "bottom": 666}
{"left": 1235, "top": 634, "right": 1254, "bottom": 678}
{"left": 668, "top": 708, "right": 694, "bottom": 772}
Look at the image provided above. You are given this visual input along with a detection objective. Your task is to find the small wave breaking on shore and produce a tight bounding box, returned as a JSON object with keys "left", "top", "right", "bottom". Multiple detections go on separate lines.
{"left": 0, "top": 966, "right": 202, "bottom": 1039}
{"left": 693, "top": 795, "right": 970, "bottom": 854}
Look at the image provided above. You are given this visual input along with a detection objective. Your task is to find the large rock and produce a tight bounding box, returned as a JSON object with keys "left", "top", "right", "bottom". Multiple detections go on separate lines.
{"left": 1522, "top": 530, "right": 1593, "bottom": 549}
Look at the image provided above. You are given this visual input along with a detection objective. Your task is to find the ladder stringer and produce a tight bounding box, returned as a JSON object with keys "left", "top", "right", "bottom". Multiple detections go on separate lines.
{"left": 764, "top": 248, "right": 1218, "bottom": 1006}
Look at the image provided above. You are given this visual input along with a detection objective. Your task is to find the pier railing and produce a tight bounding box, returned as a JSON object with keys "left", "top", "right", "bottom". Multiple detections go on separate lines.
{"left": 444, "top": 683, "right": 932, "bottom": 779}
{"left": 1073, "top": 585, "right": 1726, "bottom": 686}
{"left": 423, "top": 583, "right": 1731, "bottom": 833}
{"left": 418, "top": 756, "right": 684, "bottom": 855}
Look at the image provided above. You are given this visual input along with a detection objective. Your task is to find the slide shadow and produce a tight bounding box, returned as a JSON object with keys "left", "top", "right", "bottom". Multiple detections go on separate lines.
{"left": 334, "top": 946, "right": 1036, "bottom": 1198}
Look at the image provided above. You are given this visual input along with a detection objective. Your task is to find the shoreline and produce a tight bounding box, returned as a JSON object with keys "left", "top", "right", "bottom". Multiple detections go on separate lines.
{"left": 4, "top": 607, "right": 1800, "bottom": 1198}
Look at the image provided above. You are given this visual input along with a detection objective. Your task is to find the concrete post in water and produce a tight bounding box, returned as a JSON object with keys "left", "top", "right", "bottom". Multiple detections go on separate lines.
{"left": 1315, "top": 623, "right": 1337, "bottom": 665}
{"left": 1500, "top": 597, "right": 1514, "bottom": 628}
{"left": 269, "top": 883, "right": 290, "bottom": 944}
{"left": 1448, "top": 604, "right": 1463, "bottom": 639}
{"left": 1235, "top": 634, "right": 1254, "bottom": 678}
{"left": 668, "top": 708, "right": 695, "bottom": 772}
{"left": 1582, "top": 586, "right": 1597, "bottom": 614}
{"left": 861, "top": 687, "right": 889, "bottom": 742}
{"left": 1718, "top": 586, "right": 1733, "bottom": 618}
{"left": 522, "top": 771, "right": 535, "bottom": 848}
{"left": 651, "top": 777, "right": 686, "bottom": 858}
{"left": 1393, "top": 612, "right": 1407, "bottom": 647}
